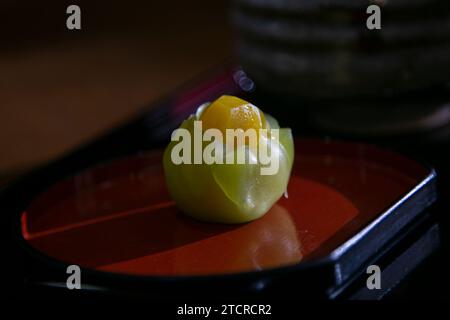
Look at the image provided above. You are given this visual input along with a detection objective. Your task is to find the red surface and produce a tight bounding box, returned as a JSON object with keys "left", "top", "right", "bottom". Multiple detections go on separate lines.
{"left": 21, "top": 139, "right": 425, "bottom": 276}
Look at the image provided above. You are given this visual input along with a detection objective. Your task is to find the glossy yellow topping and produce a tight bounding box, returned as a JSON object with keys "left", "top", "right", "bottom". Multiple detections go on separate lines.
{"left": 200, "top": 95, "right": 268, "bottom": 134}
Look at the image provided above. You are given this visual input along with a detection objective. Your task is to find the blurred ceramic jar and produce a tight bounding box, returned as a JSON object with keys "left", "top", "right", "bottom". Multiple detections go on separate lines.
{"left": 232, "top": 0, "right": 450, "bottom": 101}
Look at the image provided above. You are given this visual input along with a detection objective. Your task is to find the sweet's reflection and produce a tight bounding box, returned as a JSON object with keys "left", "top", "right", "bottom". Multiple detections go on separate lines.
{"left": 98, "top": 204, "right": 302, "bottom": 275}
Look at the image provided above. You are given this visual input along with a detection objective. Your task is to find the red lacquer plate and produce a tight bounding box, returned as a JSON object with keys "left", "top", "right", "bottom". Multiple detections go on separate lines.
{"left": 20, "top": 138, "right": 434, "bottom": 278}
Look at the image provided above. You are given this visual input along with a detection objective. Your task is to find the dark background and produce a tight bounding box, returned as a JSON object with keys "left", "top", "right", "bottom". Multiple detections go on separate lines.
{"left": 0, "top": 0, "right": 231, "bottom": 181}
